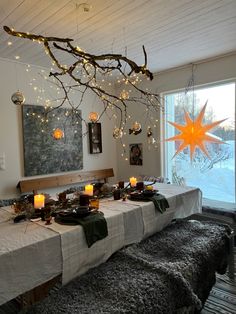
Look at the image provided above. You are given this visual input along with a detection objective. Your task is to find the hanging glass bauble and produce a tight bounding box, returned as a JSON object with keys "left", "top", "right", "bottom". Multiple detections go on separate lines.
{"left": 120, "top": 90, "right": 129, "bottom": 100}
{"left": 132, "top": 121, "right": 141, "bottom": 132}
{"left": 147, "top": 126, "right": 153, "bottom": 137}
{"left": 11, "top": 90, "right": 25, "bottom": 105}
{"left": 113, "top": 128, "right": 123, "bottom": 139}
{"left": 53, "top": 128, "right": 64, "bottom": 140}
{"left": 129, "top": 121, "right": 142, "bottom": 135}
{"left": 89, "top": 112, "right": 99, "bottom": 122}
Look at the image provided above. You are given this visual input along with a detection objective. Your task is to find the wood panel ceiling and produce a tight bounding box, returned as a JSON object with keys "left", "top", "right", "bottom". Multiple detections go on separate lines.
{"left": 0, "top": 0, "right": 236, "bottom": 72}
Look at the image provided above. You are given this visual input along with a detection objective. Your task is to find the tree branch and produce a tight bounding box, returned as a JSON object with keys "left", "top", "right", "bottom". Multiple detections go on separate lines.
{"left": 4, "top": 25, "right": 162, "bottom": 137}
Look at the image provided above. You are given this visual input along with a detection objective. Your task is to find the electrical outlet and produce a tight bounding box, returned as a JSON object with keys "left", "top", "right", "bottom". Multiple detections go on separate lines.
{"left": 0, "top": 153, "right": 6, "bottom": 170}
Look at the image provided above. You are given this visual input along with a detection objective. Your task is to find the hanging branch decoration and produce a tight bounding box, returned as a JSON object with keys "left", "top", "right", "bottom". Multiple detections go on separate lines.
{"left": 4, "top": 26, "right": 162, "bottom": 139}
{"left": 165, "top": 102, "right": 226, "bottom": 160}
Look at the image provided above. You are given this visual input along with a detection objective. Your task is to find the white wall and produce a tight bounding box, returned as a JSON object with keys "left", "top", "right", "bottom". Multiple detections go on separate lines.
{"left": 0, "top": 58, "right": 117, "bottom": 198}
{"left": 116, "top": 53, "right": 236, "bottom": 181}
{"left": 116, "top": 101, "right": 161, "bottom": 182}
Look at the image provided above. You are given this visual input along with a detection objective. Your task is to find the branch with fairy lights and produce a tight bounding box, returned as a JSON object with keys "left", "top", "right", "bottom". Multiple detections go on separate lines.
{"left": 4, "top": 26, "right": 162, "bottom": 142}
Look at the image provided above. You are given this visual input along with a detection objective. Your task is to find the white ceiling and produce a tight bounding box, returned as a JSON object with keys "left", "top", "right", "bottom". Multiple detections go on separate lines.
{"left": 0, "top": 0, "right": 236, "bottom": 73}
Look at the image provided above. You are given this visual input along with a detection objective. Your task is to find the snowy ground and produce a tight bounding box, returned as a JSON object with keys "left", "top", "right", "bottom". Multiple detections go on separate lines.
{"left": 176, "top": 141, "right": 235, "bottom": 203}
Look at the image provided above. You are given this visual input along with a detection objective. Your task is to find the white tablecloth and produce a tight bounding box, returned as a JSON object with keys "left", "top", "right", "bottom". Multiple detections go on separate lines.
{"left": 0, "top": 207, "right": 62, "bottom": 306}
{"left": 0, "top": 183, "right": 202, "bottom": 304}
{"left": 128, "top": 183, "right": 202, "bottom": 238}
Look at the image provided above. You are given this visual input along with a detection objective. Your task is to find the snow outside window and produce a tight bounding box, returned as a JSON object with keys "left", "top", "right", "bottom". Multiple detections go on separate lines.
{"left": 163, "top": 82, "right": 235, "bottom": 204}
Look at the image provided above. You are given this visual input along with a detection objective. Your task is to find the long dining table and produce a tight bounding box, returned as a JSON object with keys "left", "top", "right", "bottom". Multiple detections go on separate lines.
{"left": 0, "top": 183, "right": 202, "bottom": 306}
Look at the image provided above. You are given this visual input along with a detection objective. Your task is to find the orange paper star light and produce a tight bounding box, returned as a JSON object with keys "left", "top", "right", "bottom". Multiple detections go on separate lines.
{"left": 166, "top": 102, "right": 226, "bottom": 160}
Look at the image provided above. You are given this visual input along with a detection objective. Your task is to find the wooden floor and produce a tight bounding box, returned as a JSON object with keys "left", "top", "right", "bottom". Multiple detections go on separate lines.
{"left": 201, "top": 249, "right": 236, "bottom": 314}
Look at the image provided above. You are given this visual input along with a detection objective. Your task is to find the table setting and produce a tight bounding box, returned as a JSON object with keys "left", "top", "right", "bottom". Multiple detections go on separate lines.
{"left": 0, "top": 181, "right": 202, "bottom": 304}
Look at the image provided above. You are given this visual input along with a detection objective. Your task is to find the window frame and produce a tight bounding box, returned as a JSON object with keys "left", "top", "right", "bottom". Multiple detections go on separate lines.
{"left": 161, "top": 79, "right": 236, "bottom": 204}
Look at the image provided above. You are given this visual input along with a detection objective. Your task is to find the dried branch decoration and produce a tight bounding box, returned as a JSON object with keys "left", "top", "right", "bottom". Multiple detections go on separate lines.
{"left": 4, "top": 26, "right": 162, "bottom": 137}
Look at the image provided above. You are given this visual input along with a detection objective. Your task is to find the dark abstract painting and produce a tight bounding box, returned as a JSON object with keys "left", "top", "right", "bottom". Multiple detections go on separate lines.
{"left": 22, "top": 104, "right": 83, "bottom": 176}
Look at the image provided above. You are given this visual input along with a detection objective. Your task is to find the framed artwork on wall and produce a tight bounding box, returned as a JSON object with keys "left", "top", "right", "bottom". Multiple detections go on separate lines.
{"left": 22, "top": 104, "right": 83, "bottom": 176}
{"left": 88, "top": 122, "right": 102, "bottom": 154}
{"left": 129, "top": 143, "right": 143, "bottom": 165}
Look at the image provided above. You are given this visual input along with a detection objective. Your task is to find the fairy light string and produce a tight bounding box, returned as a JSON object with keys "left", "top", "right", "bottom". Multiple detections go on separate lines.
{"left": 4, "top": 25, "right": 163, "bottom": 136}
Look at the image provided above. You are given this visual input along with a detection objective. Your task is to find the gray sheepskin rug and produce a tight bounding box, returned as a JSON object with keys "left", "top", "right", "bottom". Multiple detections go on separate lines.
{"left": 25, "top": 220, "right": 230, "bottom": 314}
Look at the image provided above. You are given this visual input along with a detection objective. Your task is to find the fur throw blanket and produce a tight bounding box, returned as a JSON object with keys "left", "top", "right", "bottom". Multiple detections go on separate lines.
{"left": 26, "top": 220, "right": 231, "bottom": 314}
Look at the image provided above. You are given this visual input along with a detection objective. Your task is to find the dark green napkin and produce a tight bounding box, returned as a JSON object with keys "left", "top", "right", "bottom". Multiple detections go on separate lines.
{"left": 55, "top": 212, "right": 108, "bottom": 248}
{"left": 129, "top": 193, "right": 169, "bottom": 213}
{"left": 148, "top": 194, "right": 169, "bottom": 213}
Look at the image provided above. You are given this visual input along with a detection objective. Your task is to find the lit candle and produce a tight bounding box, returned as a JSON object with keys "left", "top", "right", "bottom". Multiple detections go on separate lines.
{"left": 84, "top": 184, "right": 93, "bottom": 196}
{"left": 34, "top": 194, "right": 45, "bottom": 209}
{"left": 129, "top": 177, "right": 137, "bottom": 187}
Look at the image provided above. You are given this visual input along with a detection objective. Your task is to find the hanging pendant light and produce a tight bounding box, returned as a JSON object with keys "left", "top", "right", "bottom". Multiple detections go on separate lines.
{"left": 11, "top": 90, "right": 25, "bottom": 105}
{"left": 52, "top": 128, "right": 64, "bottom": 140}
{"left": 88, "top": 111, "right": 99, "bottom": 123}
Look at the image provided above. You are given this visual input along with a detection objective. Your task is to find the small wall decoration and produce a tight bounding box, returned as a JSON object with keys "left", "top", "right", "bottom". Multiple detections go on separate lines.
{"left": 88, "top": 122, "right": 102, "bottom": 154}
{"left": 22, "top": 104, "right": 83, "bottom": 176}
{"left": 130, "top": 143, "right": 143, "bottom": 165}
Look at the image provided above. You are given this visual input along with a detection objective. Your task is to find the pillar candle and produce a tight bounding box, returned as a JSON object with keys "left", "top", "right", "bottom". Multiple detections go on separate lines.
{"left": 84, "top": 184, "right": 93, "bottom": 196}
{"left": 34, "top": 194, "right": 45, "bottom": 209}
{"left": 129, "top": 177, "right": 137, "bottom": 187}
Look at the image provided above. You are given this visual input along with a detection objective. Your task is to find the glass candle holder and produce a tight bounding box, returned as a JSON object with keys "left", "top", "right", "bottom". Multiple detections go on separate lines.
{"left": 89, "top": 197, "right": 99, "bottom": 209}
{"left": 113, "top": 189, "right": 121, "bottom": 200}
{"left": 118, "top": 181, "right": 124, "bottom": 189}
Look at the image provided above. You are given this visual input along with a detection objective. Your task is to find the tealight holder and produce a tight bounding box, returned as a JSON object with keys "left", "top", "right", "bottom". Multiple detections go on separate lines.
{"left": 118, "top": 181, "right": 125, "bottom": 189}
{"left": 113, "top": 189, "right": 121, "bottom": 200}
{"left": 89, "top": 197, "right": 99, "bottom": 209}
{"left": 136, "top": 181, "right": 144, "bottom": 191}
{"left": 79, "top": 194, "right": 90, "bottom": 206}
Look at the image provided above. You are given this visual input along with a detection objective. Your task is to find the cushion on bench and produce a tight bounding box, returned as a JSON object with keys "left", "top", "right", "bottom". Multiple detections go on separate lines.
{"left": 26, "top": 220, "right": 231, "bottom": 314}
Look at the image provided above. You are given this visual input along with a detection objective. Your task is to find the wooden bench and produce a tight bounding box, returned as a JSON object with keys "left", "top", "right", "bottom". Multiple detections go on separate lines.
{"left": 17, "top": 168, "right": 114, "bottom": 193}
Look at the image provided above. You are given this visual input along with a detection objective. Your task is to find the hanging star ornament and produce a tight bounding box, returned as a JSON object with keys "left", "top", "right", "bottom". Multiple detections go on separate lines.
{"left": 165, "top": 102, "right": 227, "bottom": 160}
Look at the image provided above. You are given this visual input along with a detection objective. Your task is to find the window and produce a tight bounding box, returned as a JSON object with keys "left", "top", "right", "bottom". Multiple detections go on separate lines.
{"left": 163, "top": 81, "right": 235, "bottom": 203}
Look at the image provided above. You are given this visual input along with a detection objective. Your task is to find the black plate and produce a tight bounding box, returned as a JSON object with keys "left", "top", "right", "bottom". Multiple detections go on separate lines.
{"left": 74, "top": 206, "right": 90, "bottom": 217}
{"left": 129, "top": 190, "right": 159, "bottom": 201}
{"left": 58, "top": 206, "right": 90, "bottom": 218}
{"left": 142, "top": 189, "right": 158, "bottom": 197}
